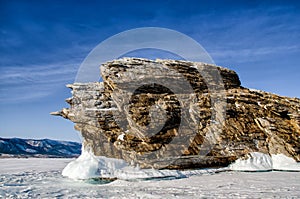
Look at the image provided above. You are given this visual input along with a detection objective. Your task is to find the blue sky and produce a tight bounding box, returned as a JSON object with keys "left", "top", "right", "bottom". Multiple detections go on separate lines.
{"left": 0, "top": 0, "right": 299, "bottom": 142}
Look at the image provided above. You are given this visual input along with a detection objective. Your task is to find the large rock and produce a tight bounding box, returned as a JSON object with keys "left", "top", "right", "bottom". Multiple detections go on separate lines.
{"left": 52, "top": 58, "right": 300, "bottom": 169}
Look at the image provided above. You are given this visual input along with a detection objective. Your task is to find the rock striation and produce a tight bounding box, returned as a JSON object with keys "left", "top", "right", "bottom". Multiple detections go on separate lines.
{"left": 52, "top": 58, "right": 300, "bottom": 169}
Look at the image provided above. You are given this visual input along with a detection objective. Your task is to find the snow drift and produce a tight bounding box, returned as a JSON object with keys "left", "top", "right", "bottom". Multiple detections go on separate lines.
{"left": 63, "top": 147, "right": 300, "bottom": 181}
{"left": 229, "top": 152, "right": 300, "bottom": 171}
{"left": 62, "top": 146, "right": 225, "bottom": 180}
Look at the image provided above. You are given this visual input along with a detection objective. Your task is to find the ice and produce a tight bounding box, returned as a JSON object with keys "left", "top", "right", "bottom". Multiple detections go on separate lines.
{"left": 229, "top": 152, "right": 273, "bottom": 171}
{"left": 62, "top": 147, "right": 104, "bottom": 179}
{"left": 229, "top": 152, "right": 300, "bottom": 171}
{"left": 0, "top": 157, "right": 300, "bottom": 198}
{"left": 1, "top": 158, "right": 300, "bottom": 198}
{"left": 62, "top": 146, "right": 225, "bottom": 180}
{"left": 63, "top": 147, "right": 300, "bottom": 181}
{"left": 62, "top": 146, "right": 134, "bottom": 180}
{"left": 0, "top": 158, "right": 71, "bottom": 173}
{"left": 1, "top": 149, "right": 299, "bottom": 198}
{"left": 272, "top": 154, "right": 300, "bottom": 171}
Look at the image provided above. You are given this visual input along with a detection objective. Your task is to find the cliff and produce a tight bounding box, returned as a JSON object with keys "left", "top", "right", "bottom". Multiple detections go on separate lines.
{"left": 52, "top": 58, "right": 300, "bottom": 169}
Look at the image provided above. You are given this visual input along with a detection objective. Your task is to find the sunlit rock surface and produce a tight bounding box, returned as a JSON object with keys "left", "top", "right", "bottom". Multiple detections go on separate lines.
{"left": 52, "top": 58, "right": 300, "bottom": 169}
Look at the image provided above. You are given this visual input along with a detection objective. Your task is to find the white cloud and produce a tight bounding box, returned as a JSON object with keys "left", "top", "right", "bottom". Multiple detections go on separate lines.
{"left": 210, "top": 45, "right": 300, "bottom": 63}
{"left": 0, "top": 61, "right": 80, "bottom": 103}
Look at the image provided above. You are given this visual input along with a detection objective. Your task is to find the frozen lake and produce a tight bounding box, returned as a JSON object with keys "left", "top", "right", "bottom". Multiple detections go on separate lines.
{"left": 0, "top": 158, "right": 299, "bottom": 198}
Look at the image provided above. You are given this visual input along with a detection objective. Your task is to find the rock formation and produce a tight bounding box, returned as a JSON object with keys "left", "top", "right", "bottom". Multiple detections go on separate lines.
{"left": 52, "top": 58, "right": 300, "bottom": 169}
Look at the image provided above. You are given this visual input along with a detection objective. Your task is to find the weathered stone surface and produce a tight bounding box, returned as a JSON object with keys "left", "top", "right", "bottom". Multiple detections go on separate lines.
{"left": 52, "top": 58, "right": 300, "bottom": 169}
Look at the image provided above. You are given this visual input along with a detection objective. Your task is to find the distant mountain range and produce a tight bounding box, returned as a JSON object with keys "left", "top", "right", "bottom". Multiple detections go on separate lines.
{"left": 0, "top": 137, "right": 81, "bottom": 158}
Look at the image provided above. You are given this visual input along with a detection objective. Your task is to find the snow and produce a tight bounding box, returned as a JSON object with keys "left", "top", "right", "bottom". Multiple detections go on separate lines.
{"left": 25, "top": 148, "right": 37, "bottom": 153}
{"left": 0, "top": 158, "right": 299, "bottom": 198}
{"left": 249, "top": 88, "right": 263, "bottom": 92}
{"left": 63, "top": 148, "right": 300, "bottom": 181}
{"left": 117, "top": 133, "right": 125, "bottom": 141}
{"left": 62, "top": 147, "right": 224, "bottom": 180}
{"left": 0, "top": 149, "right": 299, "bottom": 198}
{"left": 0, "top": 158, "right": 71, "bottom": 173}
{"left": 229, "top": 152, "right": 300, "bottom": 171}
{"left": 26, "top": 140, "right": 41, "bottom": 147}
{"left": 229, "top": 152, "right": 273, "bottom": 171}
{"left": 272, "top": 154, "right": 300, "bottom": 171}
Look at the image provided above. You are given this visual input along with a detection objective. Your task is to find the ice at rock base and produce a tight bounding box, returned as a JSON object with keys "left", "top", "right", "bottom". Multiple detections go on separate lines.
{"left": 63, "top": 148, "right": 300, "bottom": 180}
{"left": 62, "top": 146, "right": 128, "bottom": 180}
{"left": 62, "top": 146, "right": 232, "bottom": 180}
{"left": 229, "top": 152, "right": 300, "bottom": 171}
{"left": 62, "top": 146, "right": 194, "bottom": 180}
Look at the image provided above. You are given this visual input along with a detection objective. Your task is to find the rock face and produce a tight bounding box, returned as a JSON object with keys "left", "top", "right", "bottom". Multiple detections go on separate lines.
{"left": 52, "top": 58, "right": 300, "bottom": 169}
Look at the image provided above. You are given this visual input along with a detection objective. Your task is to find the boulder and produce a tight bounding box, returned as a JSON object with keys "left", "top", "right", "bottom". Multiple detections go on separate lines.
{"left": 52, "top": 58, "right": 300, "bottom": 169}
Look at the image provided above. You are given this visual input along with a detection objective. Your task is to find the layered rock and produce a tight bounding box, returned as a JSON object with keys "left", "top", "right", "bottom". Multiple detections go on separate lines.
{"left": 52, "top": 58, "right": 300, "bottom": 169}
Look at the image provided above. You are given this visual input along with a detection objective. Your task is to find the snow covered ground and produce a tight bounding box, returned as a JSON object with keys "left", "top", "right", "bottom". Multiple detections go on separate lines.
{"left": 0, "top": 158, "right": 299, "bottom": 198}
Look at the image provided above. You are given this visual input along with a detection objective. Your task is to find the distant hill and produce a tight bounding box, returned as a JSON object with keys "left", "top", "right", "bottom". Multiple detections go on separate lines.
{"left": 0, "top": 137, "right": 81, "bottom": 158}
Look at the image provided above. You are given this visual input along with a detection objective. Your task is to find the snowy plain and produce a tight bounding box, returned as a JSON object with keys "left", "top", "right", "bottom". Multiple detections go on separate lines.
{"left": 0, "top": 155, "right": 300, "bottom": 198}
